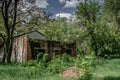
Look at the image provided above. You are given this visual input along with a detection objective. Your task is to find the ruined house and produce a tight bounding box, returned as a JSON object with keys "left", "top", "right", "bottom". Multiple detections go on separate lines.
{"left": 1, "top": 31, "right": 76, "bottom": 63}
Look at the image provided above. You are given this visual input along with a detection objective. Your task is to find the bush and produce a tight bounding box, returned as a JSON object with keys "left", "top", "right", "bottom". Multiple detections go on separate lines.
{"left": 47, "top": 53, "right": 74, "bottom": 74}
{"left": 79, "top": 69, "right": 92, "bottom": 80}
{"left": 21, "top": 60, "right": 38, "bottom": 67}
{"left": 20, "top": 51, "right": 93, "bottom": 79}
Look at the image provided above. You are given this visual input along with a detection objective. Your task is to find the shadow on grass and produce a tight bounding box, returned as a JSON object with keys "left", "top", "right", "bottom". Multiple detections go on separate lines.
{"left": 103, "top": 76, "right": 120, "bottom": 80}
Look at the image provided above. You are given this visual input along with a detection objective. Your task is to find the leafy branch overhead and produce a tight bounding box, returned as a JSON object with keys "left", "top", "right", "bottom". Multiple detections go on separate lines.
{"left": 0, "top": 0, "right": 49, "bottom": 63}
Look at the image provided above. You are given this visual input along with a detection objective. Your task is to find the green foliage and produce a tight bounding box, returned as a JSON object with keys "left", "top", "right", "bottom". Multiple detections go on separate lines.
{"left": 47, "top": 53, "right": 74, "bottom": 73}
{"left": 21, "top": 60, "right": 38, "bottom": 67}
{"left": 92, "top": 59, "right": 120, "bottom": 80}
{"left": 43, "top": 19, "right": 80, "bottom": 43}
{"left": 76, "top": 0, "right": 100, "bottom": 22}
{"left": 16, "top": 52, "right": 93, "bottom": 80}
{"left": 104, "top": 0, "right": 120, "bottom": 15}
{"left": 79, "top": 69, "right": 92, "bottom": 80}
{"left": 76, "top": 0, "right": 120, "bottom": 58}
{"left": 0, "top": 59, "right": 120, "bottom": 80}
{"left": 76, "top": 0, "right": 101, "bottom": 56}
{"left": 90, "top": 20, "right": 120, "bottom": 58}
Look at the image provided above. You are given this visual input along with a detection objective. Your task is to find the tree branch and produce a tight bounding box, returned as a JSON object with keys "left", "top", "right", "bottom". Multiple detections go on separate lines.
{"left": 11, "top": 0, "right": 18, "bottom": 37}
{"left": 1, "top": 0, "right": 5, "bottom": 20}
{"left": 7, "top": 0, "right": 12, "bottom": 8}
{"left": 0, "top": 33, "right": 5, "bottom": 41}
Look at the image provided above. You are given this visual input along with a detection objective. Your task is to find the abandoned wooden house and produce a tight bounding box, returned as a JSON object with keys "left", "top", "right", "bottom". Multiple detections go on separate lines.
{"left": 0, "top": 31, "right": 76, "bottom": 63}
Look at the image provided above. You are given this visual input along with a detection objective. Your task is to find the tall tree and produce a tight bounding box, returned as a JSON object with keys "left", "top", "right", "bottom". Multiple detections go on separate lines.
{"left": 0, "top": 0, "right": 19, "bottom": 63}
{"left": 0, "top": 9, "right": 4, "bottom": 48}
{"left": 104, "top": 0, "right": 120, "bottom": 33}
{"left": 43, "top": 18, "right": 80, "bottom": 43}
{"left": 0, "top": 0, "right": 46, "bottom": 63}
{"left": 76, "top": 0, "right": 101, "bottom": 56}
{"left": 76, "top": 0, "right": 120, "bottom": 58}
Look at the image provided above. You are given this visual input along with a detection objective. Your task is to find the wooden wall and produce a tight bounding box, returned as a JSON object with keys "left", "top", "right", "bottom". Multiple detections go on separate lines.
{"left": 11, "top": 35, "right": 32, "bottom": 63}
{"left": 10, "top": 35, "right": 76, "bottom": 62}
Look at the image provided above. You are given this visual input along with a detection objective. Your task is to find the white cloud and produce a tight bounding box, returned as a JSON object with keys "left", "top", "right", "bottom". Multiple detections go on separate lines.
{"left": 56, "top": 13, "right": 77, "bottom": 22}
{"left": 56, "top": 13, "right": 72, "bottom": 19}
{"left": 20, "top": 0, "right": 49, "bottom": 9}
{"left": 59, "top": 0, "right": 65, "bottom": 3}
{"left": 64, "top": 0, "right": 81, "bottom": 8}
{"left": 35, "top": 0, "right": 49, "bottom": 8}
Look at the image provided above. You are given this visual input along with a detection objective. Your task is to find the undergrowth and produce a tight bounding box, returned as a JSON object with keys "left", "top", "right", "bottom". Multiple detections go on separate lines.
{"left": 0, "top": 52, "right": 93, "bottom": 80}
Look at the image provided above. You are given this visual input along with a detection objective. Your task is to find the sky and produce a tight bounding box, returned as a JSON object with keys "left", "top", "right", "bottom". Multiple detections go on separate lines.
{"left": 0, "top": 0, "right": 81, "bottom": 21}
{"left": 0, "top": 0, "right": 103, "bottom": 19}
{"left": 35, "top": 0, "right": 82, "bottom": 19}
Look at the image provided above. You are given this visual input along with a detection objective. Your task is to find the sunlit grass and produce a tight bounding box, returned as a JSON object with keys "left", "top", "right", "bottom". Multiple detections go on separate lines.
{"left": 0, "top": 65, "right": 63, "bottom": 80}
{"left": 0, "top": 59, "right": 120, "bottom": 80}
{"left": 92, "top": 59, "right": 120, "bottom": 80}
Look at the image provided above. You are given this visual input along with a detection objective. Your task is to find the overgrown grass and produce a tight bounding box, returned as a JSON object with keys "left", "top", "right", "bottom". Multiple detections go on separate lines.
{"left": 0, "top": 53, "right": 91, "bottom": 80}
{"left": 0, "top": 64, "right": 64, "bottom": 80}
{"left": 0, "top": 55, "right": 120, "bottom": 80}
{"left": 91, "top": 59, "right": 120, "bottom": 80}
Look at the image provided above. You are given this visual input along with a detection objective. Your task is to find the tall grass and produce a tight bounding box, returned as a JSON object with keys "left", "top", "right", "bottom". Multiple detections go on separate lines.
{"left": 0, "top": 54, "right": 120, "bottom": 80}
{"left": 92, "top": 59, "right": 120, "bottom": 80}
{"left": 0, "top": 53, "right": 92, "bottom": 80}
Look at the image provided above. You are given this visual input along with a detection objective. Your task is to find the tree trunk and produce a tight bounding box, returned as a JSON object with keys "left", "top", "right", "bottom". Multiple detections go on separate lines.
{"left": 3, "top": 37, "right": 13, "bottom": 63}
{"left": 2, "top": 48, "right": 5, "bottom": 63}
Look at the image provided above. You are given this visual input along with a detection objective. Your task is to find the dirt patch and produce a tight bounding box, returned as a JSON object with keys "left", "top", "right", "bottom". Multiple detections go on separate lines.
{"left": 59, "top": 66, "right": 85, "bottom": 78}
{"left": 96, "top": 74, "right": 104, "bottom": 78}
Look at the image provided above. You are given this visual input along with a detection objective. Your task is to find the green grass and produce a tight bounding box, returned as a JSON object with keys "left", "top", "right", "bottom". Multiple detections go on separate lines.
{"left": 0, "top": 59, "right": 120, "bottom": 80}
{"left": 0, "top": 65, "right": 64, "bottom": 80}
{"left": 91, "top": 59, "right": 120, "bottom": 80}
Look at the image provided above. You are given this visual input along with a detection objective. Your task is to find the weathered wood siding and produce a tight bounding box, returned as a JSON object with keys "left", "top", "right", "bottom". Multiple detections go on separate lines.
{"left": 1, "top": 31, "right": 76, "bottom": 63}
{"left": 11, "top": 34, "right": 76, "bottom": 62}
{"left": 11, "top": 35, "right": 32, "bottom": 63}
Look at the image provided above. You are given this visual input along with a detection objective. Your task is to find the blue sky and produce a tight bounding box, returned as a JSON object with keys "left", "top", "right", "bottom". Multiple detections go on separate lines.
{"left": 45, "top": 0, "right": 78, "bottom": 15}
{"left": 35, "top": 0, "right": 82, "bottom": 19}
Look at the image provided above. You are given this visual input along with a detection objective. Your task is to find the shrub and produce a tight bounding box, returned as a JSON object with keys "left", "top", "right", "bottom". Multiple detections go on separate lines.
{"left": 47, "top": 53, "right": 74, "bottom": 74}
{"left": 21, "top": 60, "right": 38, "bottom": 67}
